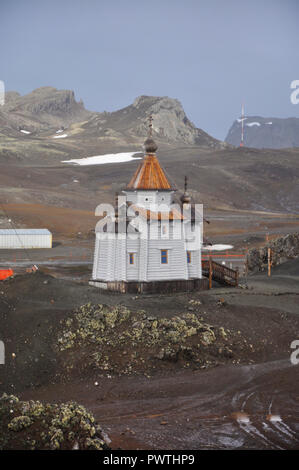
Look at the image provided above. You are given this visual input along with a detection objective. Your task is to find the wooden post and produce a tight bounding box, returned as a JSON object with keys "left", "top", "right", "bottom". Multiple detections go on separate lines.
{"left": 235, "top": 267, "right": 239, "bottom": 287}
{"left": 268, "top": 247, "right": 271, "bottom": 277}
{"left": 209, "top": 257, "right": 213, "bottom": 289}
{"left": 244, "top": 248, "right": 248, "bottom": 277}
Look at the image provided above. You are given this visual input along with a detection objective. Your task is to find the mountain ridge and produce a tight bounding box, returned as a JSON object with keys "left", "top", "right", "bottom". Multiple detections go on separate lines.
{"left": 0, "top": 87, "right": 224, "bottom": 149}
{"left": 226, "top": 115, "right": 299, "bottom": 149}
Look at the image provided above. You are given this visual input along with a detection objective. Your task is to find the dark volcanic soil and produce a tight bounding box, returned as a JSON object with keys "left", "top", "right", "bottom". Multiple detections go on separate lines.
{"left": 0, "top": 265, "right": 299, "bottom": 449}
{"left": 20, "top": 359, "right": 299, "bottom": 450}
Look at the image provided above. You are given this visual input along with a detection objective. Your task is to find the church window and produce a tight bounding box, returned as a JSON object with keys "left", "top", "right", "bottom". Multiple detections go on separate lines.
{"left": 161, "top": 250, "right": 168, "bottom": 264}
{"left": 129, "top": 253, "right": 135, "bottom": 265}
{"left": 187, "top": 251, "right": 191, "bottom": 264}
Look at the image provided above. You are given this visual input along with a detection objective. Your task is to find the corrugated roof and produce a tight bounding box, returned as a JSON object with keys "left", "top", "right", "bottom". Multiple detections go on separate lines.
{"left": 0, "top": 229, "right": 51, "bottom": 235}
{"left": 126, "top": 154, "right": 173, "bottom": 190}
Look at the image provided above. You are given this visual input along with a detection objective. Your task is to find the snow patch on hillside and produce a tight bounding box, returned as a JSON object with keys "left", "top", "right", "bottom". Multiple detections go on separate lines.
{"left": 53, "top": 133, "right": 68, "bottom": 139}
{"left": 246, "top": 122, "right": 261, "bottom": 127}
{"left": 62, "top": 152, "right": 142, "bottom": 166}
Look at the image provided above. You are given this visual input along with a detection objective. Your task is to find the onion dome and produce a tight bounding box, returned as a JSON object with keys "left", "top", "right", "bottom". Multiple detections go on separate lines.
{"left": 180, "top": 191, "right": 191, "bottom": 204}
{"left": 143, "top": 137, "right": 158, "bottom": 154}
{"left": 143, "top": 115, "right": 158, "bottom": 154}
{"left": 180, "top": 176, "right": 191, "bottom": 204}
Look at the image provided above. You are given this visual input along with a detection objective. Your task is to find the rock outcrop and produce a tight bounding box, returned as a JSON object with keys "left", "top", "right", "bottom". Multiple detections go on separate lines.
{"left": 1, "top": 86, "right": 92, "bottom": 131}
{"left": 247, "top": 233, "right": 299, "bottom": 272}
{"left": 86, "top": 94, "right": 224, "bottom": 148}
{"left": 131, "top": 95, "right": 222, "bottom": 146}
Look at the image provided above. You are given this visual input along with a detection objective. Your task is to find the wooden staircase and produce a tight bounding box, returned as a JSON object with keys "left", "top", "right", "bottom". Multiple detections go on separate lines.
{"left": 202, "top": 259, "right": 239, "bottom": 287}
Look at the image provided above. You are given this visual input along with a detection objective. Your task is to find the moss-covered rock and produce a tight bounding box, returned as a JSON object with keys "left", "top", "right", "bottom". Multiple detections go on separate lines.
{"left": 0, "top": 393, "right": 110, "bottom": 450}
{"left": 56, "top": 303, "right": 245, "bottom": 376}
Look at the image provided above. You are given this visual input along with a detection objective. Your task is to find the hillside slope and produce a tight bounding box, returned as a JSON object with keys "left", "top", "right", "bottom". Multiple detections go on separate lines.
{"left": 0, "top": 87, "right": 299, "bottom": 221}
{"left": 0, "top": 88, "right": 223, "bottom": 159}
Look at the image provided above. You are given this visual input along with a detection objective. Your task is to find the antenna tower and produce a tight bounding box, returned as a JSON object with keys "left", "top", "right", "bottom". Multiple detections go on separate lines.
{"left": 240, "top": 103, "right": 245, "bottom": 147}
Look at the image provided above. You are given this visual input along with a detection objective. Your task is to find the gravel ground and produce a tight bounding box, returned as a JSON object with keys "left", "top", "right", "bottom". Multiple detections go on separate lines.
{"left": 0, "top": 261, "right": 299, "bottom": 449}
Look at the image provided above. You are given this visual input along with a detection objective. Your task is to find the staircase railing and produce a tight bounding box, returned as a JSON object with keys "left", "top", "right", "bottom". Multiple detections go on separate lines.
{"left": 202, "top": 259, "right": 239, "bottom": 287}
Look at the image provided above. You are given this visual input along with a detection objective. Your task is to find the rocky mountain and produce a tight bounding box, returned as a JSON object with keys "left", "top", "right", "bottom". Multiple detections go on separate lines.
{"left": 2, "top": 87, "right": 299, "bottom": 219}
{"left": 225, "top": 116, "right": 299, "bottom": 149}
{"left": 0, "top": 87, "right": 92, "bottom": 132}
{"left": 94, "top": 95, "right": 222, "bottom": 147}
{"left": 0, "top": 87, "right": 223, "bottom": 149}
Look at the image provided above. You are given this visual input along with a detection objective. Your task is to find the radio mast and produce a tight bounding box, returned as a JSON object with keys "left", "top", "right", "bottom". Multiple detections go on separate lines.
{"left": 240, "top": 103, "right": 245, "bottom": 147}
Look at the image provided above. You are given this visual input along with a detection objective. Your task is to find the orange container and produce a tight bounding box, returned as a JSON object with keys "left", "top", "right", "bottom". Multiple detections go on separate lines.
{"left": 0, "top": 269, "right": 14, "bottom": 280}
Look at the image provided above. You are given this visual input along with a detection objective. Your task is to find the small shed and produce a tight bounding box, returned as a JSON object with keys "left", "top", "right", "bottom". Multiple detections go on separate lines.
{"left": 0, "top": 229, "right": 52, "bottom": 249}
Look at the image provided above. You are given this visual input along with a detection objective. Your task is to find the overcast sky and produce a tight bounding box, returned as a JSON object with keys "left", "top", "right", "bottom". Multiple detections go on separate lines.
{"left": 1, "top": 0, "right": 298, "bottom": 140}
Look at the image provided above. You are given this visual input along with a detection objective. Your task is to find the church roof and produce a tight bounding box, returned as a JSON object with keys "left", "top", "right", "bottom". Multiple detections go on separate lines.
{"left": 126, "top": 154, "right": 173, "bottom": 190}
{"left": 126, "top": 115, "right": 175, "bottom": 190}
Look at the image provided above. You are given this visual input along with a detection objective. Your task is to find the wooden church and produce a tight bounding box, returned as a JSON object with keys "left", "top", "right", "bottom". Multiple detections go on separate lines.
{"left": 90, "top": 119, "right": 208, "bottom": 293}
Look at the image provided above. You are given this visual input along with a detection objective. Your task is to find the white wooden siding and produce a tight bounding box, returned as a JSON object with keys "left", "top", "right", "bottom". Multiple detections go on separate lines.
{"left": 147, "top": 239, "right": 188, "bottom": 281}
{"left": 126, "top": 238, "right": 140, "bottom": 280}
{"left": 92, "top": 192, "right": 203, "bottom": 282}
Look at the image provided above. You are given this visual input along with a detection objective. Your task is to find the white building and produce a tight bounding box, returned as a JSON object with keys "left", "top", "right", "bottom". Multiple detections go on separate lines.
{"left": 0, "top": 229, "right": 52, "bottom": 249}
{"left": 91, "top": 126, "right": 207, "bottom": 293}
